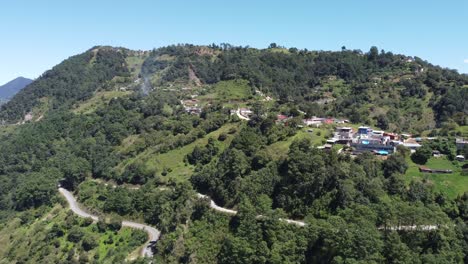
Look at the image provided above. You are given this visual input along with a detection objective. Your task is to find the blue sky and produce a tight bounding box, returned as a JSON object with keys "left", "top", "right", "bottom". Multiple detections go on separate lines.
{"left": 1, "top": 0, "right": 467, "bottom": 84}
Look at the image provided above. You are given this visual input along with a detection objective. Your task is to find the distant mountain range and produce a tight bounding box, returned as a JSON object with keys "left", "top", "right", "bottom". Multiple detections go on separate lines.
{"left": 0, "top": 77, "right": 33, "bottom": 101}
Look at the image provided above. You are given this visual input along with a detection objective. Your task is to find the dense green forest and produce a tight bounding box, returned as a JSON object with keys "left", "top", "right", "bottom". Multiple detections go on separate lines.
{"left": 0, "top": 44, "right": 468, "bottom": 263}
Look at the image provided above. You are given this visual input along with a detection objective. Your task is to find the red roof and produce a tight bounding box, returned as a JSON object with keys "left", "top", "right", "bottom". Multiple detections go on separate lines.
{"left": 277, "top": 114, "right": 288, "bottom": 120}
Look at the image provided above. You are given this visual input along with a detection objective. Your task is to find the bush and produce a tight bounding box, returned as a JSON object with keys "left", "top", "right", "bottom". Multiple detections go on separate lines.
{"left": 396, "top": 145, "right": 411, "bottom": 158}
{"left": 97, "top": 218, "right": 107, "bottom": 232}
{"left": 228, "top": 127, "right": 237, "bottom": 134}
{"left": 218, "top": 133, "right": 227, "bottom": 141}
{"left": 108, "top": 216, "right": 122, "bottom": 231}
{"left": 81, "top": 217, "right": 94, "bottom": 227}
{"left": 82, "top": 234, "right": 99, "bottom": 251}
{"left": 382, "top": 154, "right": 408, "bottom": 177}
{"left": 411, "top": 145, "right": 432, "bottom": 165}
{"left": 67, "top": 227, "right": 84, "bottom": 243}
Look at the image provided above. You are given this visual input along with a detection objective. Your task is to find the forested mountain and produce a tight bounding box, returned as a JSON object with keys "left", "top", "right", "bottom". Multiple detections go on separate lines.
{"left": 1, "top": 44, "right": 468, "bottom": 263}
{"left": 0, "top": 47, "right": 130, "bottom": 122}
{"left": 0, "top": 77, "right": 32, "bottom": 101}
{"left": 2, "top": 44, "right": 467, "bottom": 129}
{"left": 143, "top": 44, "right": 468, "bottom": 132}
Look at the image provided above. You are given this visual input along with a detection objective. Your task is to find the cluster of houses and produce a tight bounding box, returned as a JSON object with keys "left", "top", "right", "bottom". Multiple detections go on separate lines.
{"left": 181, "top": 99, "right": 202, "bottom": 115}
{"left": 210, "top": 106, "right": 466, "bottom": 163}
{"left": 274, "top": 115, "right": 349, "bottom": 126}
{"left": 324, "top": 126, "right": 422, "bottom": 156}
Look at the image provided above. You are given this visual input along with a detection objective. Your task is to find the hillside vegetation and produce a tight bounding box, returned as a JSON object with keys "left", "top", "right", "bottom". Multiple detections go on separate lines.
{"left": 142, "top": 44, "right": 468, "bottom": 133}
{"left": 0, "top": 44, "right": 467, "bottom": 263}
{"left": 0, "top": 205, "right": 146, "bottom": 264}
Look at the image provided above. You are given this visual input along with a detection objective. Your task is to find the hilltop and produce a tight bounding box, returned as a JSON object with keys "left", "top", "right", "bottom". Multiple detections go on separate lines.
{"left": 0, "top": 44, "right": 467, "bottom": 263}
{"left": 0, "top": 77, "right": 32, "bottom": 103}
{"left": 2, "top": 45, "right": 466, "bottom": 132}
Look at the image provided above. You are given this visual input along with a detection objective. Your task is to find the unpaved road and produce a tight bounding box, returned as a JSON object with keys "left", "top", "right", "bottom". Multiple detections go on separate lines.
{"left": 59, "top": 188, "right": 160, "bottom": 259}
{"left": 196, "top": 193, "right": 306, "bottom": 226}
{"left": 235, "top": 108, "right": 251, "bottom": 120}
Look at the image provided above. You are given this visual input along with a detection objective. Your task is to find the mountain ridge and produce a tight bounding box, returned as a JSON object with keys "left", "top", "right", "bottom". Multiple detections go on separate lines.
{"left": 0, "top": 44, "right": 467, "bottom": 263}
{"left": 0, "top": 76, "right": 33, "bottom": 100}
{"left": 1, "top": 44, "right": 467, "bottom": 131}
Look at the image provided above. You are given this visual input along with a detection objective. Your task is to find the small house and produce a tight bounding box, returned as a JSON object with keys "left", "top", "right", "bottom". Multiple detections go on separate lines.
{"left": 383, "top": 132, "right": 398, "bottom": 140}
{"left": 358, "top": 126, "right": 370, "bottom": 135}
{"left": 402, "top": 142, "right": 422, "bottom": 153}
{"left": 239, "top": 108, "right": 253, "bottom": 118}
{"left": 335, "top": 127, "right": 353, "bottom": 144}
{"left": 324, "top": 119, "right": 334, "bottom": 124}
{"left": 303, "top": 118, "right": 323, "bottom": 127}
{"left": 456, "top": 138, "right": 468, "bottom": 150}
{"left": 277, "top": 114, "right": 288, "bottom": 121}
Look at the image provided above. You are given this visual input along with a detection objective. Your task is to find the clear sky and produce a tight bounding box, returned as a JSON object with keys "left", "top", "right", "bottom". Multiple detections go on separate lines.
{"left": 1, "top": 0, "right": 467, "bottom": 84}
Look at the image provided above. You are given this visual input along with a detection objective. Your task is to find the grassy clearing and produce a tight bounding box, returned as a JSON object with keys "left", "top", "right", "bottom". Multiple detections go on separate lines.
{"left": 117, "top": 123, "right": 238, "bottom": 182}
{"left": 322, "top": 78, "right": 350, "bottom": 96}
{"left": 405, "top": 156, "right": 468, "bottom": 198}
{"left": 198, "top": 79, "right": 252, "bottom": 104}
{"left": 456, "top": 126, "right": 468, "bottom": 137}
{"left": 0, "top": 124, "right": 17, "bottom": 137}
{"left": 115, "top": 134, "right": 142, "bottom": 155}
{"left": 264, "top": 127, "right": 328, "bottom": 159}
{"left": 73, "top": 90, "right": 131, "bottom": 114}
{"left": 126, "top": 55, "right": 147, "bottom": 78}
{"left": 147, "top": 123, "right": 238, "bottom": 182}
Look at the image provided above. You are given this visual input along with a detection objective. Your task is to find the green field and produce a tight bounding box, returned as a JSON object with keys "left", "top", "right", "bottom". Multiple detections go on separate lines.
{"left": 405, "top": 156, "right": 468, "bottom": 198}
{"left": 73, "top": 90, "right": 131, "bottom": 114}
{"left": 456, "top": 126, "right": 468, "bottom": 137}
{"left": 264, "top": 127, "right": 328, "bottom": 159}
{"left": 125, "top": 55, "right": 148, "bottom": 78}
{"left": 198, "top": 79, "right": 252, "bottom": 103}
{"left": 117, "top": 123, "right": 239, "bottom": 182}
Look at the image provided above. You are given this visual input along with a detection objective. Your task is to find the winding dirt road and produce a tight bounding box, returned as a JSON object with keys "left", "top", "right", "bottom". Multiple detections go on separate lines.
{"left": 86, "top": 181, "right": 440, "bottom": 231}
{"left": 60, "top": 182, "right": 440, "bottom": 261}
{"left": 59, "top": 188, "right": 160, "bottom": 259}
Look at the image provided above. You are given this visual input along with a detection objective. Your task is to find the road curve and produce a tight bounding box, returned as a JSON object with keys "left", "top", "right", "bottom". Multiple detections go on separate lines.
{"left": 235, "top": 109, "right": 251, "bottom": 121}
{"left": 196, "top": 193, "right": 237, "bottom": 215}
{"left": 79, "top": 181, "right": 440, "bottom": 231}
{"left": 196, "top": 193, "right": 307, "bottom": 226}
{"left": 59, "top": 188, "right": 98, "bottom": 221}
{"left": 59, "top": 188, "right": 160, "bottom": 259}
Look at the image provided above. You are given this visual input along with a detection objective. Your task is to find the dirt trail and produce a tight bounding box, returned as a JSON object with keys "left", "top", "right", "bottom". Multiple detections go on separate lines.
{"left": 59, "top": 188, "right": 160, "bottom": 259}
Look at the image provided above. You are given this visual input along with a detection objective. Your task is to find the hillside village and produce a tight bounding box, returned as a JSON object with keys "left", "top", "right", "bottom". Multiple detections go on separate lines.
{"left": 1, "top": 44, "right": 467, "bottom": 264}
{"left": 176, "top": 81, "right": 467, "bottom": 180}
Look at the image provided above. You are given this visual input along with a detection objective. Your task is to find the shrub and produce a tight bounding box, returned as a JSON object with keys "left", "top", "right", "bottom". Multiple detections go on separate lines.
{"left": 82, "top": 234, "right": 99, "bottom": 251}
{"left": 218, "top": 133, "right": 227, "bottom": 141}
{"left": 108, "top": 216, "right": 122, "bottom": 231}
{"left": 97, "top": 217, "right": 107, "bottom": 232}
{"left": 411, "top": 145, "right": 432, "bottom": 165}
{"left": 67, "top": 227, "right": 84, "bottom": 243}
{"left": 81, "top": 217, "right": 94, "bottom": 227}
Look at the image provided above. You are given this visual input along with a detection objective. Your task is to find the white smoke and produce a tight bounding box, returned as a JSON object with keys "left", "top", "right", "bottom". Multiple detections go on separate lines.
{"left": 141, "top": 76, "right": 152, "bottom": 96}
